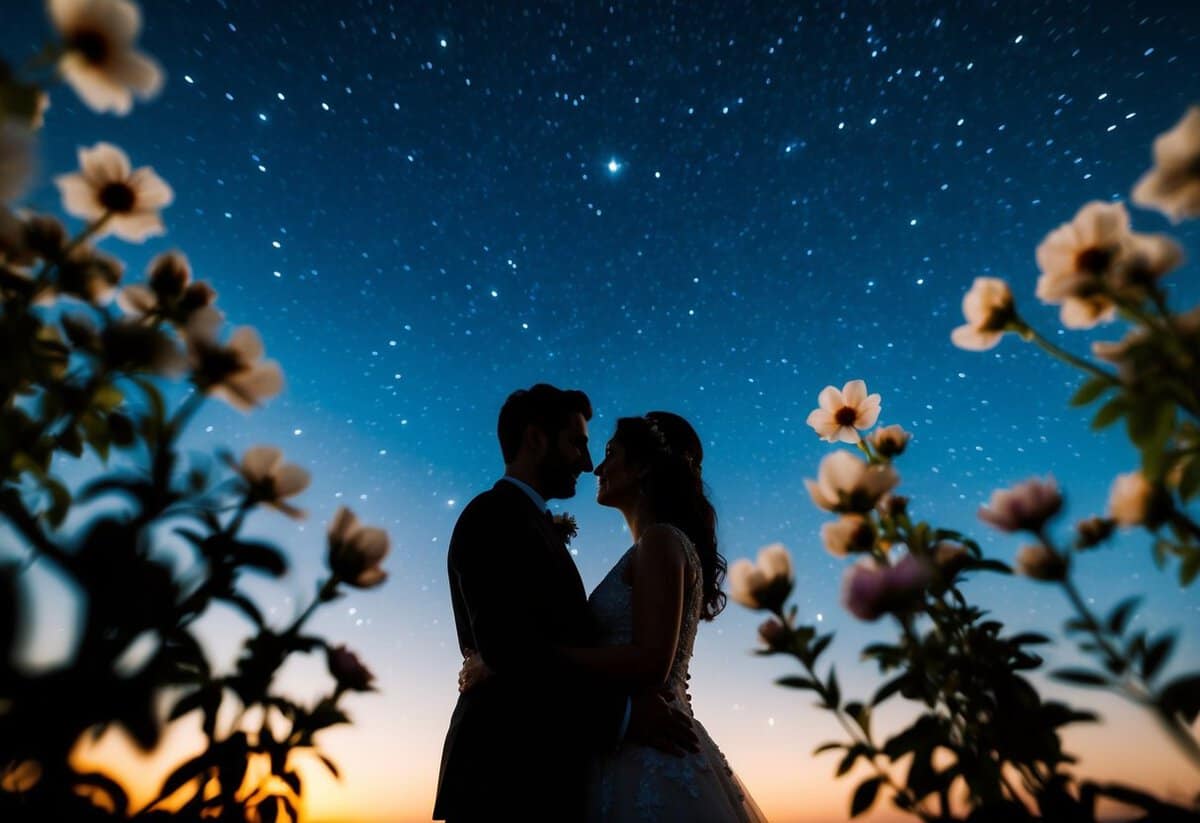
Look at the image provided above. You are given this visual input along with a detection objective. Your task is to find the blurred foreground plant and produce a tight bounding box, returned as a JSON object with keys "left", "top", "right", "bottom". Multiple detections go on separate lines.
{"left": 736, "top": 106, "right": 1200, "bottom": 822}
{"left": 0, "top": 3, "right": 390, "bottom": 821}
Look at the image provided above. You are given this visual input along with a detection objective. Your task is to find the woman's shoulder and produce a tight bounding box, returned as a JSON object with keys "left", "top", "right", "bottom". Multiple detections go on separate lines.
{"left": 635, "top": 523, "right": 693, "bottom": 564}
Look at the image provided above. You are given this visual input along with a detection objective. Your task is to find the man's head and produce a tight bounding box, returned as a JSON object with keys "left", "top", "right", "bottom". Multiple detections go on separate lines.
{"left": 497, "top": 384, "right": 594, "bottom": 500}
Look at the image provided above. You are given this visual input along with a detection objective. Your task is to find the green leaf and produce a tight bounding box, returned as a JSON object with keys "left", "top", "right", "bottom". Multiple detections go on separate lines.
{"left": 1052, "top": 668, "right": 1110, "bottom": 688}
{"left": 1070, "top": 376, "right": 1111, "bottom": 407}
{"left": 775, "top": 676, "right": 819, "bottom": 691}
{"left": 43, "top": 476, "right": 72, "bottom": 528}
{"left": 1178, "top": 457, "right": 1200, "bottom": 502}
{"left": 1181, "top": 548, "right": 1200, "bottom": 587}
{"left": 850, "top": 776, "right": 883, "bottom": 817}
{"left": 1141, "top": 634, "right": 1176, "bottom": 682}
{"left": 1107, "top": 597, "right": 1140, "bottom": 635}
{"left": 1091, "top": 396, "right": 1128, "bottom": 430}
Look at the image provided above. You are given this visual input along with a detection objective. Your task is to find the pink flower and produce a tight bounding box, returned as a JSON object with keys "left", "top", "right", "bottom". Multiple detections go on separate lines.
{"left": 326, "top": 644, "right": 375, "bottom": 692}
{"left": 1132, "top": 106, "right": 1200, "bottom": 223}
{"left": 805, "top": 450, "right": 900, "bottom": 514}
{"left": 978, "top": 476, "right": 1063, "bottom": 533}
{"left": 841, "top": 554, "right": 931, "bottom": 622}
{"left": 729, "top": 543, "right": 793, "bottom": 612}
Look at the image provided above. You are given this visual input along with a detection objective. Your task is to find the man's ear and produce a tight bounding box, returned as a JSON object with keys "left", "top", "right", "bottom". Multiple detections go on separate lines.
{"left": 523, "top": 424, "right": 548, "bottom": 457}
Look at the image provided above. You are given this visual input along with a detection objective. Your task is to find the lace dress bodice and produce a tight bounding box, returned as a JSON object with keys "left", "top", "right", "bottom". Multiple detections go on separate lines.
{"left": 588, "top": 524, "right": 703, "bottom": 700}
{"left": 584, "top": 525, "right": 765, "bottom": 822}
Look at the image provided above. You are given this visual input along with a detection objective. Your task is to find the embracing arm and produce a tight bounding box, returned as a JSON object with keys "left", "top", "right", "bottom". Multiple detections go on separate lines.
{"left": 558, "top": 525, "right": 686, "bottom": 692}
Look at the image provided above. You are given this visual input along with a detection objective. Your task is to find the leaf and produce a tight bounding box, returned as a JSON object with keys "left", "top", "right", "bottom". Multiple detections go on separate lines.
{"left": 318, "top": 753, "right": 341, "bottom": 779}
{"left": 837, "top": 743, "right": 869, "bottom": 776}
{"left": 1141, "top": 634, "right": 1176, "bottom": 682}
{"left": 281, "top": 770, "right": 301, "bottom": 796}
{"left": 1010, "top": 632, "right": 1052, "bottom": 647}
{"left": 775, "top": 676, "right": 819, "bottom": 691}
{"left": 43, "top": 476, "right": 72, "bottom": 528}
{"left": 1091, "top": 396, "right": 1128, "bottom": 430}
{"left": 1107, "top": 597, "right": 1141, "bottom": 635}
{"left": 872, "top": 674, "right": 909, "bottom": 706}
{"left": 813, "top": 742, "right": 845, "bottom": 755}
{"left": 1052, "top": 668, "right": 1110, "bottom": 688}
{"left": 72, "top": 771, "right": 129, "bottom": 816}
{"left": 221, "top": 591, "right": 265, "bottom": 628}
{"left": 809, "top": 633, "right": 834, "bottom": 662}
{"left": 158, "top": 752, "right": 212, "bottom": 802}
{"left": 1159, "top": 674, "right": 1200, "bottom": 723}
{"left": 1181, "top": 548, "right": 1200, "bottom": 587}
{"left": 1178, "top": 457, "right": 1200, "bottom": 502}
{"left": 850, "top": 776, "right": 883, "bottom": 817}
{"left": 1070, "top": 376, "right": 1111, "bottom": 407}
{"left": 826, "top": 668, "right": 841, "bottom": 710}
{"left": 233, "top": 540, "right": 288, "bottom": 577}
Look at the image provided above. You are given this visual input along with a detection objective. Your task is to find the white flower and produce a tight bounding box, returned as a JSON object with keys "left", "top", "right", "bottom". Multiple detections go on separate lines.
{"left": 820, "top": 514, "right": 875, "bottom": 557}
{"left": 728, "top": 543, "right": 793, "bottom": 612}
{"left": 55, "top": 142, "right": 172, "bottom": 242}
{"left": 951, "top": 277, "right": 1016, "bottom": 351}
{"left": 1035, "top": 201, "right": 1128, "bottom": 328}
{"left": 978, "top": 476, "right": 1063, "bottom": 533}
{"left": 805, "top": 450, "right": 899, "bottom": 514}
{"left": 0, "top": 121, "right": 36, "bottom": 204}
{"left": 1107, "top": 471, "right": 1159, "bottom": 528}
{"left": 805, "top": 379, "right": 882, "bottom": 443}
{"left": 49, "top": 0, "right": 164, "bottom": 115}
{"left": 188, "top": 324, "right": 283, "bottom": 412}
{"left": 327, "top": 506, "right": 389, "bottom": 588}
{"left": 1132, "top": 106, "right": 1200, "bottom": 223}
{"left": 235, "top": 446, "right": 310, "bottom": 519}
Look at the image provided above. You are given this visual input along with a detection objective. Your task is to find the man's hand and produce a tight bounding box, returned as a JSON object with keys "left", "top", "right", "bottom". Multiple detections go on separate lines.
{"left": 625, "top": 691, "right": 699, "bottom": 756}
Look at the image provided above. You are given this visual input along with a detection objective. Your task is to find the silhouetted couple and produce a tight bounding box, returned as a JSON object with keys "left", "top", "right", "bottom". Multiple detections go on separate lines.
{"left": 433, "top": 384, "right": 765, "bottom": 822}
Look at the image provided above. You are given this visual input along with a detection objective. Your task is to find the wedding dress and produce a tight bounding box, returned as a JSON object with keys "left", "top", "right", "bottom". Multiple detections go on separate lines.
{"left": 585, "top": 525, "right": 768, "bottom": 822}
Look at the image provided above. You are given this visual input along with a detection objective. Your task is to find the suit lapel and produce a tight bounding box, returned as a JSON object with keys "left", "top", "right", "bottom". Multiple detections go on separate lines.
{"left": 492, "top": 480, "right": 587, "bottom": 606}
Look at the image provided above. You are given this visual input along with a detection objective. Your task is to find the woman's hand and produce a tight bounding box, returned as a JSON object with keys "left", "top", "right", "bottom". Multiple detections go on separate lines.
{"left": 458, "top": 648, "right": 493, "bottom": 693}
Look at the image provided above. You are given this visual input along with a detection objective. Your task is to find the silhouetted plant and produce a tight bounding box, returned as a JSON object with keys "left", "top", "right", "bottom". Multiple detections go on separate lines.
{"left": 735, "top": 105, "right": 1200, "bottom": 821}
{"left": 0, "top": 3, "right": 391, "bottom": 821}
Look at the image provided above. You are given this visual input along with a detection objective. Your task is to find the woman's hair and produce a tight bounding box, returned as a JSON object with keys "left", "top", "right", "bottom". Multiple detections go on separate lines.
{"left": 612, "top": 411, "right": 727, "bottom": 621}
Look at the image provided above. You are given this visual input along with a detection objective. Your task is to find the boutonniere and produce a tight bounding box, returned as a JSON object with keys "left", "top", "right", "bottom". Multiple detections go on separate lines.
{"left": 551, "top": 512, "right": 578, "bottom": 545}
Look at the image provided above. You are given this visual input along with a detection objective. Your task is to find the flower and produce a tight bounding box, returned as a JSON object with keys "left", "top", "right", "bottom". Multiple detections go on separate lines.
{"left": 234, "top": 446, "right": 310, "bottom": 519}
{"left": 757, "top": 618, "right": 789, "bottom": 652}
{"left": 49, "top": 0, "right": 164, "bottom": 115}
{"left": 728, "top": 543, "right": 793, "bottom": 612}
{"left": 188, "top": 324, "right": 283, "bottom": 411}
{"left": 805, "top": 379, "right": 882, "bottom": 443}
{"left": 805, "top": 450, "right": 900, "bottom": 514}
{"left": 978, "top": 476, "right": 1063, "bottom": 533}
{"left": 876, "top": 493, "right": 908, "bottom": 520}
{"left": 932, "top": 541, "right": 969, "bottom": 577}
{"left": 1091, "top": 328, "right": 1150, "bottom": 383}
{"left": 1035, "top": 201, "right": 1129, "bottom": 328}
{"left": 1132, "top": 106, "right": 1200, "bottom": 222}
{"left": 99, "top": 320, "right": 186, "bottom": 375}
{"left": 820, "top": 514, "right": 875, "bottom": 557}
{"left": 55, "top": 142, "right": 172, "bottom": 242}
{"left": 950, "top": 277, "right": 1016, "bottom": 351}
{"left": 0, "top": 121, "right": 35, "bottom": 204}
{"left": 841, "top": 554, "right": 931, "bottom": 622}
{"left": 1074, "top": 516, "right": 1115, "bottom": 550}
{"left": 118, "top": 251, "right": 218, "bottom": 326}
{"left": 551, "top": 511, "right": 578, "bottom": 545}
{"left": 1014, "top": 544, "right": 1067, "bottom": 582}
{"left": 1107, "top": 470, "right": 1167, "bottom": 528}
{"left": 326, "top": 644, "right": 375, "bottom": 692}
{"left": 327, "top": 506, "right": 389, "bottom": 588}
{"left": 870, "top": 424, "right": 910, "bottom": 458}
{"left": 55, "top": 244, "right": 123, "bottom": 304}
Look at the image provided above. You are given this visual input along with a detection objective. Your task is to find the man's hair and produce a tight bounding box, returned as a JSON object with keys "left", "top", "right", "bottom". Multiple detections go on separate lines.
{"left": 497, "top": 384, "right": 592, "bottom": 463}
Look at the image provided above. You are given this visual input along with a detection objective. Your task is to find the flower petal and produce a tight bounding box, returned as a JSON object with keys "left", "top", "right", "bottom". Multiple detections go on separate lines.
{"left": 274, "top": 464, "right": 311, "bottom": 497}
{"left": 109, "top": 210, "right": 165, "bottom": 242}
{"left": 241, "top": 445, "right": 282, "bottom": 481}
{"left": 80, "top": 142, "right": 131, "bottom": 186}
{"left": 817, "top": 385, "right": 843, "bottom": 413}
{"left": 841, "top": 379, "right": 867, "bottom": 406}
{"left": 55, "top": 172, "right": 104, "bottom": 220}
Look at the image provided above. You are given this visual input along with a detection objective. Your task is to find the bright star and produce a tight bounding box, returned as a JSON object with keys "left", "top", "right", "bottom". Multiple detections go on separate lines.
{"left": 607, "top": 158, "right": 621, "bottom": 174}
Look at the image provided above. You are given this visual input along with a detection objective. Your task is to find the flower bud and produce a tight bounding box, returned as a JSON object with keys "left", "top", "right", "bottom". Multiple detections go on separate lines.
{"left": 979, "top": 476, "right": 1063, "bottom": 533}
{"left": 326, "top": 644, "right": 375, "bottom": 692}
{"left": 1074, "top": 516, "right": 1115, "bottom": 550}
{"left": 757, "top": 618, "right": 789, "bottom": 652}
{"left": 729, "top": 543, "right": 793, "bottom": 612}
{"left": 1015, "top": 544, "right": 1067, "bottom": 582}
{"left": 870, "top": 424, "right": 911, "bottom": 458}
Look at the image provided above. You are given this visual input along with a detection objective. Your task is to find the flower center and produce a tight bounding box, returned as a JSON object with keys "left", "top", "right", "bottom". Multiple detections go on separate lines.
{"left": 1075, "top": 245, "right": 1116, "bottom": 277}
{"left": 69, "top": 28, "right": 110, "bottom": 65}
{"left": 834, "top": 407, "right": 858, "bottom": 426}
{"left": 98, "top": 182, "right": 136, "bottom": 213}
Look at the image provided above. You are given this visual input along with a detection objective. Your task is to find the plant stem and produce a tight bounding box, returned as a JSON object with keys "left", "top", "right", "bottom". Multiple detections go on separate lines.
{"left": 1018, "top": 323, "right": 1118, "bottom": 384}
{"left": 285, "top": 576, "right": 339, "bottom": 637}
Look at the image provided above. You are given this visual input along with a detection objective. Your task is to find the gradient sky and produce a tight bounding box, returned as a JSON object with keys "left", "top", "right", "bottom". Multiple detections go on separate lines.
{"left": 9, "top": 0, "right": 1200, "bottom": 820}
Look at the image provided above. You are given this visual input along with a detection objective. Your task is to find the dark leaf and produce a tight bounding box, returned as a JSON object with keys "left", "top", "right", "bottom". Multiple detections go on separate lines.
{"left": 775, "top": 676, "right": 819, "bottom": 691}
{"left": 233, "top": 540, "right": 288, "bottom": 577}
{"left": 850, "top": 776, "right": 883, "bottom": 817}
{"left": 220, "top": 590, "right": 265, "bottom": 628}
{"left": 1141, "top": 634, "right": 1176, "bottom": 682}
{"left": 72, "top": 771, "right": 129, "bottom": 815}
{"left": 826, "top": 668, "right": 841, "bottom": 710}
{"left": 1091, "top": 396, "right": 1127, "bottom": 430}
{"left": 1178, "top": 457, "right": 1200, "bottom": 502}
{"left": 158, "top": 752, "right": 212, "bottom": 802}
{"left": 1070, "top": 376, "right": 1111, "bottom": 407}
{"left": 810, "top": 633, "right": 834, "bottom": 661}
{"left": 837, "top": 743, "right": 868, "bottom": 776}
{"left": 1052, "top": 668, "right": 1110, "bottom": 688}
{"left": 872, "top": 674, "right": 908, "bottom": 706}
{"left": 281, "top": 770, "right": 301, "bottom": 796}
{"left": 1106, "top": 596, "right": 1140, "bottom": 635}
{"left": 1010, "top": 632, "right": 1052, "bottom": 647}
{"left": 1159, "top": 674, "right": 1200, "bottom": 723}
{"left": 318, "top": 753, "right": 341, "bottom": 779}
{"left": 813, "top": 742, "right": 846, "bottom": 755}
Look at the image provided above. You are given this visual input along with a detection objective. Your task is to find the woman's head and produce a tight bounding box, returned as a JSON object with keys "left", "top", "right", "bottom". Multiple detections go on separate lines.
{"left": 594, "top": 411, "right": 727, "bottom": 621}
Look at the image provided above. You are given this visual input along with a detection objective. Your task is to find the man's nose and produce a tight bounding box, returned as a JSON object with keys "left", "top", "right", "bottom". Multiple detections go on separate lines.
{"left": 581, "top": 452, "right": 594, "bottom": 473}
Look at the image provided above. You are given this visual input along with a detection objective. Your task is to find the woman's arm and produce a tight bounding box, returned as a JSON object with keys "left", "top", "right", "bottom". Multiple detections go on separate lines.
{"left": 559, "top": 525, "right": 687, "bottom": 691}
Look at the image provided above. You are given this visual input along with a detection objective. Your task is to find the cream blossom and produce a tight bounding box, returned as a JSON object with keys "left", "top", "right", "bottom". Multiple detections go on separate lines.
{"left": 805, "top": 379, "right": 881, "bottom": 443}
{"left": 950, "top": 277, "right": 1016, "bottom": 351}
{"left": 235, "top": 446, "right": 310, "bottom": 519}
{"left": 1014, "top": 544, "right": 1067, "bottom": 582}
{"left": 805, "top": 450, "right": 900, "bottom": 514}
{"left": 0, "top": 121, "right": 35, "bottom": 204}
{"left": 188, "top": 324, "right": 283, "bottom": 412}
{"left": 118, "top": 251, "right": 217, "bottom": 325}
{"left": 1107, "top": 470, "right": 1162, "bottom": 528}
{"left": 1035, "top": 201, "right": 1129, "bottom": 329}
{"left": 1132, "top": 106, "right": 1200, "bottom": 223}
{"left": 49, "top": 0, "right": 164, "bottom": 115}
{"left": 870, "top": 424, "right": 911, "bottom": 458}
{"left": 978, "top": 476, "right": 1063, "bottom": 533}
{"left": 327, "top": 506, "right": 390, "bottom": 588}
{"left": 55, "top": 142, "right": 172, "bottom": 242}
{"left": 820, "top": 514, "right": 875, "bottom": 557}
{"left": 728, "top": 543, "right": 793, "bottom": 612}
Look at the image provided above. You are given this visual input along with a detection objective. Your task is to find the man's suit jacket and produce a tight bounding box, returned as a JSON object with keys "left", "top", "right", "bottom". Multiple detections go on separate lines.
{"left": 433, "top": 480, "right": 626, "bottom": 821}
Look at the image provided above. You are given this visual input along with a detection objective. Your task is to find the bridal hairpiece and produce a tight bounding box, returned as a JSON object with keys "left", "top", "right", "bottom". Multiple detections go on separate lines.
{"left": 646, "top": 417, "right": 698, "bottom": 472}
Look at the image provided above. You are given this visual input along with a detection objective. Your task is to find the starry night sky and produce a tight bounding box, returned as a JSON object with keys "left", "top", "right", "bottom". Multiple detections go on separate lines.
{"left": 10, "top": 1, "right": 1200, "bottom": 820}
